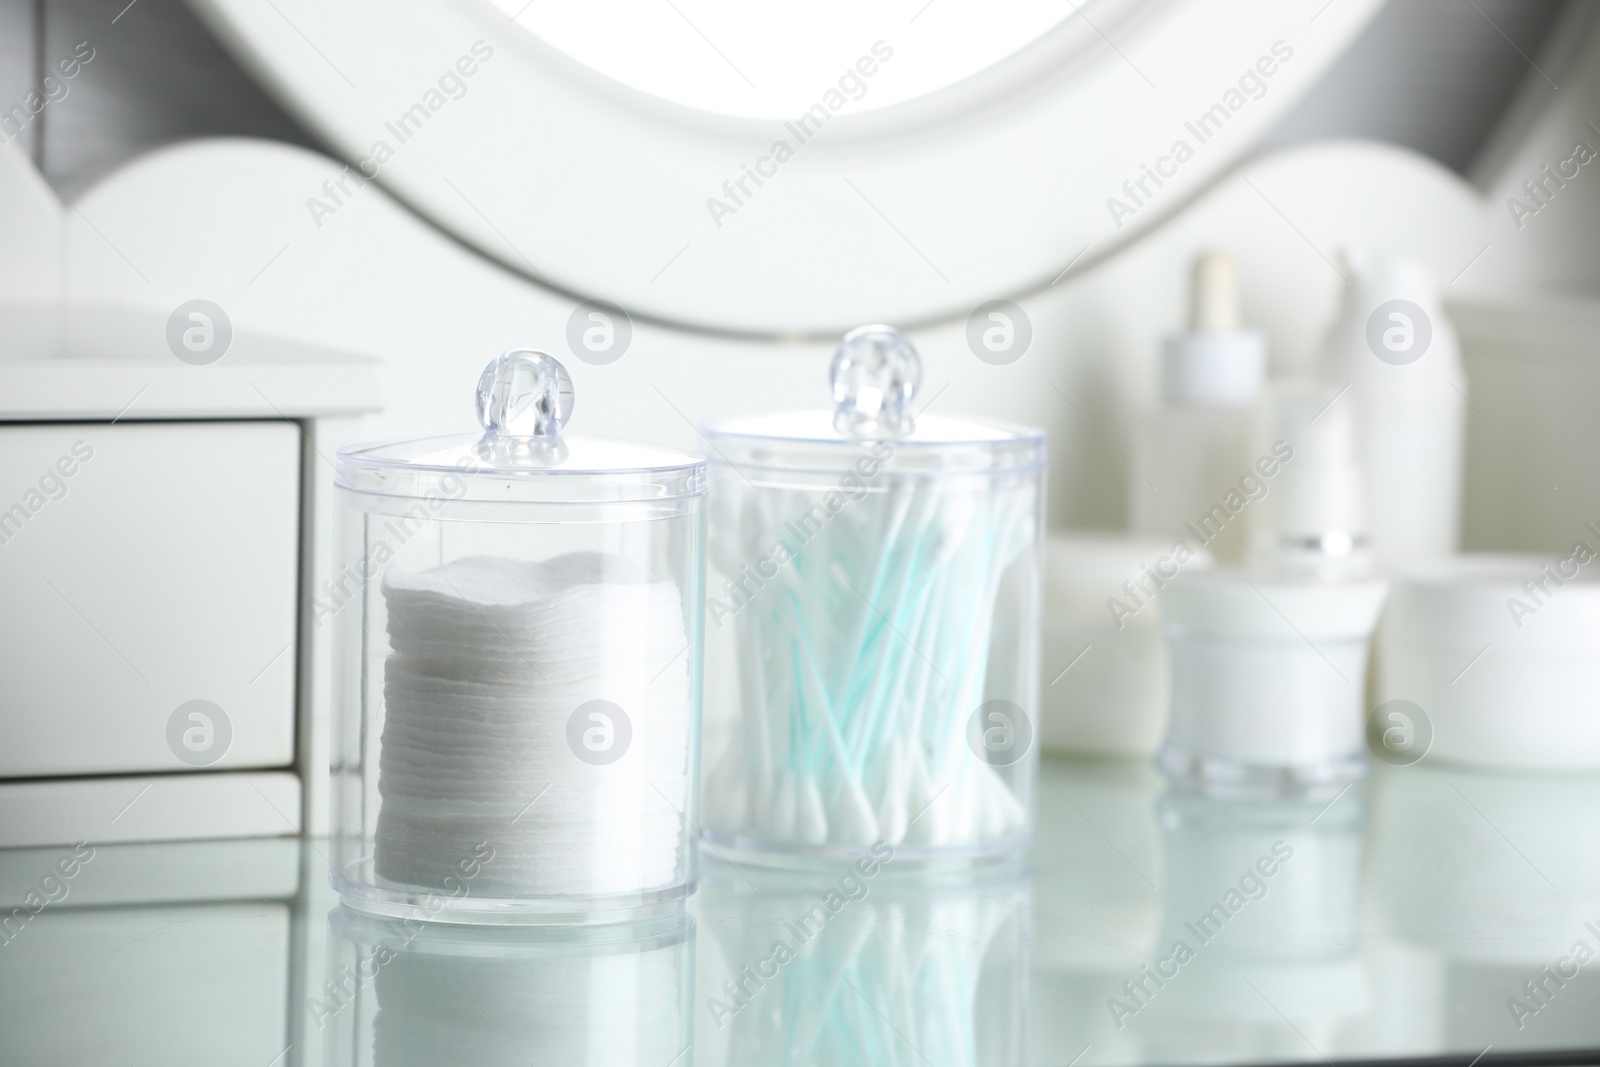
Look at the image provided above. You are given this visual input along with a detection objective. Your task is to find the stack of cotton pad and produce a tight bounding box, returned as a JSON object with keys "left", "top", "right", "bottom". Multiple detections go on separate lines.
{"left": 375, "top": 552, "right": 692, "bottom": 899}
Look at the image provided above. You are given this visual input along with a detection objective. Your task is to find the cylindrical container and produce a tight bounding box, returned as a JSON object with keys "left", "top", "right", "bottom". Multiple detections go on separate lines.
{"left": 1131, "top": 252, "right": 1267, "bottom": 564}
{"left": 330, "top": 350, "right": 706, "bottom": 923}
{"left": 1247, "top": 378, "right": 1370, "bottom": 577}
{"left": 1157, "top": 570, "right": 1387, "bottom": 795}
{"left": 1377, "top": 553, "right": 1600, "bottom": 769}
{"left": 1319, "top": 247, "right": 1466, "bottom": 566}
{"left": 1039, "top": 534, "right": 1213, "bottom": 758}
{"left": 321, "top": 906, "right": 693, "bottom": 1067}
{"left": 700, "top": 326, "right": 1045, "bottom": 864}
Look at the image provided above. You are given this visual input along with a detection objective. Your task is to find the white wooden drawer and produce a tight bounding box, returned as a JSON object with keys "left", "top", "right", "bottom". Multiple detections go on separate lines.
{"left": 0, "top": 421, "right": 299, "bottom": 777}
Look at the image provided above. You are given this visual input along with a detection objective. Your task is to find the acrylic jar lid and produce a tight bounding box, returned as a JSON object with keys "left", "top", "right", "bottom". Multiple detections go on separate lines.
{"left": 701, "top": 325, "right": 1044, "bottom": 479}
{"left": 336, "top": 349, "right": 704, "bottom": 505}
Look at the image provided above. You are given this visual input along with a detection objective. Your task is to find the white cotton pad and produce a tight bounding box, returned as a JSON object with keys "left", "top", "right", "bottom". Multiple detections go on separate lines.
{"left": 375, "top": 553, "right": 692, "bottom": 898}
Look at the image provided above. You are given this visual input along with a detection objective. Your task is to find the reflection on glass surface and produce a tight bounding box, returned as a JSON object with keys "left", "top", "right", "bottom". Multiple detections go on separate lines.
{"left": 1367, "top": 761, "right": 1600, "bottom": 1048}
{"left": 695, "top": 856, "right": 1030, "bottom": 1067}
{"left": 0, "top": 839, "right": 300, "bottom": 1067}
{"left": 321, "top": 908, "right": 693, "bottom": 1067}
{"left": 2, "top": 759, "right": 1599, "bottom": 1065}
{"left": 1134, "top": 791, "right": 1367, "bottom": 1060}
{"left": 1024, "top": 757, "right": 1600, "bottom": 1065}
{"left": 1029, "top": 759, "right": 1166, "bottom": 1062}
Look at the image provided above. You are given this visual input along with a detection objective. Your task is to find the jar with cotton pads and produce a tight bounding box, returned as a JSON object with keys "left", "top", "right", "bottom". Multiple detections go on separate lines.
{"left": 330, "top": 350, "right": 705, "bottom": 924}
{"left": 1377, "top": 553, "right": 1600, "bottom": 770}
{"left": 699, "top": 325, "right": 1045, "bottom": 865}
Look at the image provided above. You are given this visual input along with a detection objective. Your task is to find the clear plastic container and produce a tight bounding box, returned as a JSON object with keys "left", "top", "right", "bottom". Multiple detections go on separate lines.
{"left": 700, "top": 326, "right": 1046, "bottom": 865}
{"left": 331, "top": 350, "right": 705, "bottom": 924}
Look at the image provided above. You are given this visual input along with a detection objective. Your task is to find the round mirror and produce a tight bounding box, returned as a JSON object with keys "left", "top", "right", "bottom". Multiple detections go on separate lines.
{"left": 192, "top": 0, "right": 1380, "bottom": 334}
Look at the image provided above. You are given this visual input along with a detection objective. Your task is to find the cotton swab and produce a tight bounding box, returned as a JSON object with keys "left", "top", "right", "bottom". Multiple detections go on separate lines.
{"left": 700, "top": 325, "right": 1043, "bottom": 861}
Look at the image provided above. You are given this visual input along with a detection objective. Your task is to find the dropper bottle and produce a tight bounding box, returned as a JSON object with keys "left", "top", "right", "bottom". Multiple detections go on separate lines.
{"left": 1131, "top": 252, "right": 1267, "bottom": 562}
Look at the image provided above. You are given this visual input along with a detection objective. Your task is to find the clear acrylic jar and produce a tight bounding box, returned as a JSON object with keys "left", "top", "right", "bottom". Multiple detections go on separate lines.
{"left": 331, "top": 350, "right": 705, "bottom": 924}
{"left": 700, "top": 326, "right": 1046, "bottom": 865}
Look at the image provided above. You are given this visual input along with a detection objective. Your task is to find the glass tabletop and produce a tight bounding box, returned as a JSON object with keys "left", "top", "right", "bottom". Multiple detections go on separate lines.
{"left": 2, "top": 755, "right": 1597, "bottom": 1067}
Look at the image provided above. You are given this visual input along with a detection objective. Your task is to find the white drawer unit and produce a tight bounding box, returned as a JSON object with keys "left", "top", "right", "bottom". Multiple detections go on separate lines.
{"left": 0, "top": 420, "right": 300, "bottom": 777}
{"left": 0, "top": 304, "right": 381, "bottom": 845}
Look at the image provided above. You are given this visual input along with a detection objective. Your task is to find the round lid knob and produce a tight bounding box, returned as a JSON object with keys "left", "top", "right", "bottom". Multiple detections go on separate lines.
{"left": 830, "top": 325, "right": 921, "bottom": 437}
{"left": 474, "top": 349, "right": 574, "bottom": 466}
{"left": 476, "top": 349, "right": 574, "bottom": 439}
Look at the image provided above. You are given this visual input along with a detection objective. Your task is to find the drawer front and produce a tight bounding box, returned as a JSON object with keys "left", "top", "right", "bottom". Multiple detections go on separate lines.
{"left": 0, "top": 421, "right": 300, "bottom": 777}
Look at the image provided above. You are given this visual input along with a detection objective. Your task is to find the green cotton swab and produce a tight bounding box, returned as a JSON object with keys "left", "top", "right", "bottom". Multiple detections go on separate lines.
{"left": 843, "top": 486, "right": 955, "bottom": 756}
{"left": 831, "top": 484, "right": 933, "bottom": 739}
{"left": 835, "top": 484, "right": 917, "bottom": 692}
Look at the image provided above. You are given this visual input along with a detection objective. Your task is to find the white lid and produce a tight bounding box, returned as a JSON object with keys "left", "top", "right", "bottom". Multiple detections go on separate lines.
{"left": 1160, "top": 568, "right": 1389, "bottom": 642}
{"left": 1162, "top": 331, "right": 1267, "bottom": 406}
{"left": 1384, "top": 552, "right": 1600, "bottom": 653}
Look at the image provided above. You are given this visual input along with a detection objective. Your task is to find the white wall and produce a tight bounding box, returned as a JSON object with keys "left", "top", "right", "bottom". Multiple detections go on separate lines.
{"left": 45, "top": 137, "right": 1483, "bottom": 536}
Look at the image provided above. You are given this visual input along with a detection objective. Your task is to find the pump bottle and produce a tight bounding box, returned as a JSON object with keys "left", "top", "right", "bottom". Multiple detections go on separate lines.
{"left": 1317, "top": 247, "right": 1465, "bottom": 565}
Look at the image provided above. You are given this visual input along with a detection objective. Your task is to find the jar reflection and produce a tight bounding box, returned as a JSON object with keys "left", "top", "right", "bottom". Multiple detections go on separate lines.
{"left": 1129, "top": 790, "right": 1368, "bottom": 1059}
{"left": 694, "top": 857, "right": 1030, "bottom": 1067}
{"left": 321, "top": 908, "right": 693, "bottom": 1067}
{"left": 1366, "top": 761, "right": 1600, "bottom": 1049}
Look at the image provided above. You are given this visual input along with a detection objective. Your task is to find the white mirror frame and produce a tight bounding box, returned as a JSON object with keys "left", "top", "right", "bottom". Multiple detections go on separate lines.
{"left": 191, "top": 0, "right": 1381, "bottom": 335}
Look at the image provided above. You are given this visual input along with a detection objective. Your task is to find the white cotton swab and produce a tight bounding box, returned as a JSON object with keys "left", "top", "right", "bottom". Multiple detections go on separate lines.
{"left": 701, "top": 325, "right": 1040, "bottom": 864}
{"left": 708, "top": 472, "right": 1036, "bottom": 857}
{"left": 874, "top": 741, "right": 909, "bottom": 846}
